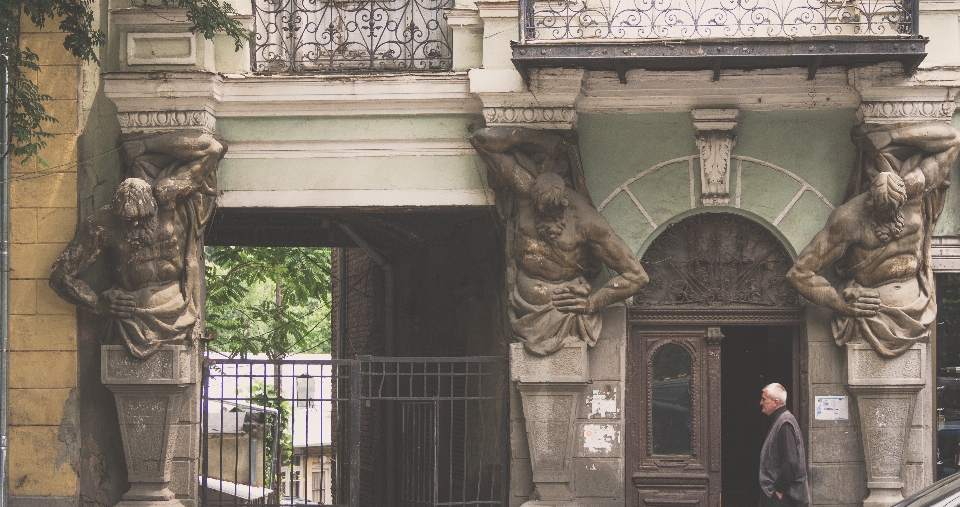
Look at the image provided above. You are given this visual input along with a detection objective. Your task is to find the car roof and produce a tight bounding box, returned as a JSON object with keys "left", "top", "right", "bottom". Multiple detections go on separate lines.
{"left": 895, "top": 473, "right": 960, "bottom": 507}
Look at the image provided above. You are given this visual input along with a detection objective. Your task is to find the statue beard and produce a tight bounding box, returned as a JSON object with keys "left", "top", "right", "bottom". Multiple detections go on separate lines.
{"left": 126, "top": 214, "right": 159, "bottom": 250}
{"left": 871, "top": 205, "right": 904, "bottom": 244}
{"left": 535, "top": 211, "right": 567, "bottom": 241}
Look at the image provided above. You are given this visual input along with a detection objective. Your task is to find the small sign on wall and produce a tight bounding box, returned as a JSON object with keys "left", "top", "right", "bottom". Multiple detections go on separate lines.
{"left": 815, "top": 396, "right": 849, "bottom": 421}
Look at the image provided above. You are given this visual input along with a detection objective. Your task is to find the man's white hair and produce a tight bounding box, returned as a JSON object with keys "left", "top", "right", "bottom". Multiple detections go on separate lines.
{"left": 763, "top": 383, "right": 787, "bottom": 405}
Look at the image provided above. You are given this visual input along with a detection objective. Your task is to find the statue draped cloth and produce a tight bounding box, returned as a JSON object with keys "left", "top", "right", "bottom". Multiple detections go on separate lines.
{"left": 509, "top": 276, "right": 602, "bottom": 356}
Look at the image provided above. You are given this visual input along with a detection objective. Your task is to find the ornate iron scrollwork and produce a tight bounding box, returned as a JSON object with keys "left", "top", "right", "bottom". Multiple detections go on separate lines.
{"left": 253, "top": 0, "right": 453, "bottom": 73}
{"left": 634, "top": 213, "right": 799, "bottom": 308}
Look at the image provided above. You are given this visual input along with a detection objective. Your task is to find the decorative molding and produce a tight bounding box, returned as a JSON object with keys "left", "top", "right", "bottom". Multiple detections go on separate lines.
{"left": 857, "top": 100, "right": 957, "bottom": 124}
{"left": 627, "top": 307, "right": 804, "bottom": 324}
{"left": 127, "top": 32, "right": 197, "bottom": 66}
{"left": 117, "top": 110, "right": 216, "bottom": 133}
{"left": 933, "top": 236, "right": 960, "bottom": 272}
{"left": 225, "top": 139, "right": 476, "bottom": 159}
{"left": 218, "top": 189, "right": 495, "bottom": 208}
{"left": 482, "top": 106, "right": 577, "bottom": 129}
{"left": 692, "top": 109, "right": 738, "bottom": 206}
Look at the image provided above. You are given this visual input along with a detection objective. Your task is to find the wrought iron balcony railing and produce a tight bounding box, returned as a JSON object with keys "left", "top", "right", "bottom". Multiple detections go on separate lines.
{"left": 252, "top": 0, "right": 453, "bottom": 73}
{"left": 514, "top": 0, "right": 926, "bottom": 80}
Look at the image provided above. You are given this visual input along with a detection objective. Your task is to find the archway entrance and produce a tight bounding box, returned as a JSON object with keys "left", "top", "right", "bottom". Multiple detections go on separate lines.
{"left": 624, "top": 213, "right": 804, "bottom": 507}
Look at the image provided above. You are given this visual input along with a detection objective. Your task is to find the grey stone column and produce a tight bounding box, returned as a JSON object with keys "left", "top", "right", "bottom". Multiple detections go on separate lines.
{"left": 511, "top": 342, "right": 589, "bottom": 505}
{"left": 846, "top": 343, "right": 926, "bottom": 507}
{"left": 102, "top": 344, "right": 194, "bottom": 507}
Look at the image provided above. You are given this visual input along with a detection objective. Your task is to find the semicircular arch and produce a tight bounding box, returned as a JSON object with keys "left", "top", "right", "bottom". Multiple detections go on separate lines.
{"left": 596, "top": 155, "right": 837, "bottom": 255}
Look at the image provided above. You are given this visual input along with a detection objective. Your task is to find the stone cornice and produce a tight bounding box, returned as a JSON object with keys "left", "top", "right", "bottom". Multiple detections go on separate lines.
{"left": 103, "top": 72, "right": 482, "bottom": 127}
{"left": 474, "top": 0, "right": 519, "bottom": 19}
{"left": 217, "top": 72, "right": 480, "bottom": 116}
{"left": 446, "top": 8, "right": 483, "bottom": 27}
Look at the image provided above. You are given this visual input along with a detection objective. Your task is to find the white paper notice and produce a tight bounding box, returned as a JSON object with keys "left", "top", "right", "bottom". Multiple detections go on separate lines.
{"left": 815, "top": 396, "right": 849, "bottom": 421}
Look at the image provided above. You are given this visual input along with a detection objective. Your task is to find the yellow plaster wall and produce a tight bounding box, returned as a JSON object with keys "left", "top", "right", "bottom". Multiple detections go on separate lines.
{"left": 7, "top": 15, "right": 80, "bottom": 500}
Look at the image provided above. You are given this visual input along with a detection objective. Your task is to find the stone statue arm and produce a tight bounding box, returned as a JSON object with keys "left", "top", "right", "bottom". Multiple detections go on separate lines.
{"left": 470, "top": 127, "right": 567, "bottom": 195}
{"left": 122, "top": 131, "right": 225, "bottom": 207}
{"left": 786, "top": 209, "right": 881, "bottom": 317}
{"left": 49, "top": 214, "right": 109, "bottom": 314}
{"left": 553, "top": 208, "right": 649, "bottom": 313}
{"left": 858, "top": 123, "right": 960, "bottom": 198}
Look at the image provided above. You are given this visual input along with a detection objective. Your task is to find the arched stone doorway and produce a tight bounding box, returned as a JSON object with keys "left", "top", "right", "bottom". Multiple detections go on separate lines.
{"left": 625, "top": 212, "right": 805, "bottom": 507}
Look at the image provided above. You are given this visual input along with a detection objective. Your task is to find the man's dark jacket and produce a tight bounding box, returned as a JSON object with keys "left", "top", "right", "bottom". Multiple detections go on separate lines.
{"left": 759, "top": 406, "right": 810, "bottom": 505}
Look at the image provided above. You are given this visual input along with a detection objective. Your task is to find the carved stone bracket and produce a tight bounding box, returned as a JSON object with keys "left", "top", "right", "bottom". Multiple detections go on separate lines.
{"left": 858, "top": 100, "right": 957, "bottom": 124}
{"left": 692, "top": 109, "right": 739, "bottom": 206}
{"left": 846, "top": 343, "right": 926, "bottom": 507}
{"left": 102, "top": 344, "right": 193, "bottom": 506}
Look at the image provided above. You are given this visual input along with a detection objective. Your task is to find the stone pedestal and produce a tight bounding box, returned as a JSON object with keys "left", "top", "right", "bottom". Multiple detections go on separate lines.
{"left": 102, "top": 344, "right": 193, "bottom": 507}
{"left": 846, "top": 343, "right": 925, "bottom": 507}
{"left": 511, "top": 342, "right": 590, "bottom": 506}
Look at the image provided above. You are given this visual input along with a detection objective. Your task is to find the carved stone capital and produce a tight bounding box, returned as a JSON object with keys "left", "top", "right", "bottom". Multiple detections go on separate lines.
{"left": 482, "top": 106, "right": 578, "bottom": 129}
{"left": 117, "top": 110, "right": 217, "bottom": 133}
{"left": 857, "top": 100, "right": 957, "bottom": 124}
{"left": 692, "top": 109, "right": 739, "bottom": 206}
{"left": 104, "top": 72, "right": 223, "bottom": 134}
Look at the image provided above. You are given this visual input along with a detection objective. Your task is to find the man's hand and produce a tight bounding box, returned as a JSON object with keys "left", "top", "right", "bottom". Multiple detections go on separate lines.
{"left": 776, "top": 492, "right": 783, "bottom": 500}
{"left": 840, "top": 286, "right": 881, "bottom": 317}
{"left": 552, "top": 284, "right": 595, "bottom": 314}
{"left": 98, "top": 290, "right": 138, "bottom": 319}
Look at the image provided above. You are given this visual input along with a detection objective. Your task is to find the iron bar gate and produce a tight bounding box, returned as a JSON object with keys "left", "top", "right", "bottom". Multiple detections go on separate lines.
{"left": 200, "top": 355, "right": 508, "bottom": 507}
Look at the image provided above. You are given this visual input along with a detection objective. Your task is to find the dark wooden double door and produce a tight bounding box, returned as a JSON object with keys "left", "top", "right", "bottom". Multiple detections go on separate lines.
{"left": 625, "top": 323, "right": 801, "bottom": 507}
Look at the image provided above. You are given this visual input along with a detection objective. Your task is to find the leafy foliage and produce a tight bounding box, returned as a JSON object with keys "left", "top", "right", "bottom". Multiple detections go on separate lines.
{"left": 0, "top": 0, "right": 250, "bottom": 163}
{"left": 205, "top": 246, "right": 332, "bottom": 359}
{"left": 248, "top": 381, "right": 292, "bottom": 485}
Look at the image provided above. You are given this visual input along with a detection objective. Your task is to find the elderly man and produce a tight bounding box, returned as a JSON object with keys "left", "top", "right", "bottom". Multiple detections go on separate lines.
{"left": 50, "top": 130, "right": 225, "bottom": 358}
{"left": 787, "top": 122, "right": 960, "bottom": 358}
{"left": 759, "top": 383, "right": 809, "bottom": 507}
{"left": 470, "top": 127, "right": 648, "bottom": 355}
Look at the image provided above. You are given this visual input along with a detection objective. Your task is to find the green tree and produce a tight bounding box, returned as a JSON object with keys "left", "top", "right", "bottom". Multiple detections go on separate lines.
{"left": 205, "top": 246, "right": 333, "bottom": 359}
{"left": 1, "top": 0, "right": 250, "bottom": 163}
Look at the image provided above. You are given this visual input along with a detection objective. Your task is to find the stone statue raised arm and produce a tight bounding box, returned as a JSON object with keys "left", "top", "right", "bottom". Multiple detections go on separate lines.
{"left": 471, "top": 127, "right": 648, "bottom": 356}
{"left": 787, "top": 122, "right": 960, "bottom": 358}
{"left": 50, "top": 130, "right": 225, "bottom": 359}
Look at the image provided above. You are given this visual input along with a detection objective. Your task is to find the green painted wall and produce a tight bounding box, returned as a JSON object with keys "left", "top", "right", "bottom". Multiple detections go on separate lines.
{"left": 215, "top": 114, "right": 488, "bottom": 192}
{"left": 578, "top": 110, "right": 865, "bottom": 256}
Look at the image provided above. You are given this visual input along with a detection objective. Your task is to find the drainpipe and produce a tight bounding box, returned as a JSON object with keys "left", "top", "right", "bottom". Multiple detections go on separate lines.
{"left": 1, "top": 50, "right": 11, "bottom": 507}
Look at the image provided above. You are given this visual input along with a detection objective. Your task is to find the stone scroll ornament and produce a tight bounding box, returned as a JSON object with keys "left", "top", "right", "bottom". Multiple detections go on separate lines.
{"left": 50, "top": 130, "right": 225, "bottom": 359}
{"left": 787, "top": 122, "right": 960, "bottom": 358}
{"left": 471, "top": 127, "right": 648, "bottom": 356}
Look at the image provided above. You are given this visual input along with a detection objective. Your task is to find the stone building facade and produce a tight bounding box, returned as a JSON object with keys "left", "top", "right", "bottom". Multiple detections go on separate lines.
{"left": 5, "top": 0, "right": 960, "bottom": 505}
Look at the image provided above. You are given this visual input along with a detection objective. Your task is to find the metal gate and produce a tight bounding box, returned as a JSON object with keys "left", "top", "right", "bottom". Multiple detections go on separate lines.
{"left": 200, "top": 355, "right": 508, "bottom": 507}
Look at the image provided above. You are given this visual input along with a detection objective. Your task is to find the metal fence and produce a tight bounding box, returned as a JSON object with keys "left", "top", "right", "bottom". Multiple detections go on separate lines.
{"left": 200, "top": 355, "right": 508, "bottom": 507}
{"left": 252, "top": 0, "right": 453, "bottom": 73}
{"left": 520, "top": 0, "right": 919, "bottom": 42}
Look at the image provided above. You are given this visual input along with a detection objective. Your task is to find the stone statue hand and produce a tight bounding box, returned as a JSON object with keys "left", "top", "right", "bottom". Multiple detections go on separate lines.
{"left": 98, "top": 289, "right": 138, "bottom": 319}
{"left": 840, "top": 286, "right": 881, "bottom": 317}
{"left": 552, "top": 284, "right": 594, "bottom": 314}
{"left": 121, "top": 139, "right": 146, "bottom": 168}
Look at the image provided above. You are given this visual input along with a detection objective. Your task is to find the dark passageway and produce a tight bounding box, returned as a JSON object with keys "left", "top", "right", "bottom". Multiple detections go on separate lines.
{"left": 721, "top": 326, "right": 795, "bottom": 507}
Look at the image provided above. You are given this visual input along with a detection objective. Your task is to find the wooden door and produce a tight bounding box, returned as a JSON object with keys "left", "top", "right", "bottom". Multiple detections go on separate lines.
{"left": 625, "top": 326, "right": 723, "bottom": 507}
